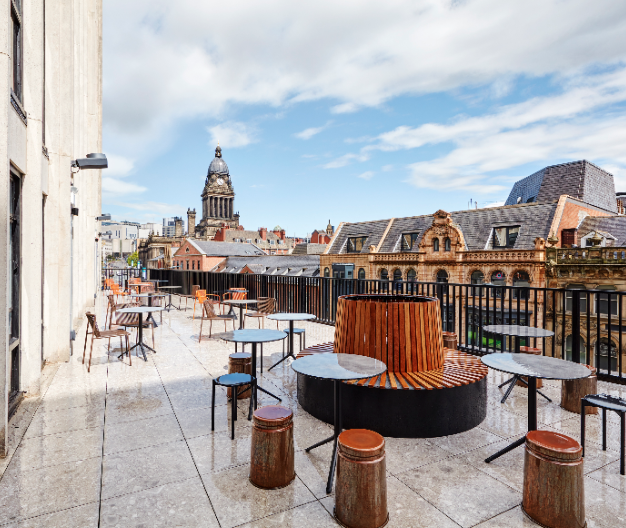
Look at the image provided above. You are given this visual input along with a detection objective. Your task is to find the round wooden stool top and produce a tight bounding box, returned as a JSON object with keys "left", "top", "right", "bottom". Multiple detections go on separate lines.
{"left": 519, "top": 346, "right": 542, "bottom": 355}
{"left": 229, "top": 352, "right": 251, "bottom": 360}
{"left": 339, "top": 429, "right": 385, "bottom": 460}
{"left": 526, "top": 430, "right": 582, "bottom": 461}
{"left": 253, "top": 405, "right": 293, "bottom": 429}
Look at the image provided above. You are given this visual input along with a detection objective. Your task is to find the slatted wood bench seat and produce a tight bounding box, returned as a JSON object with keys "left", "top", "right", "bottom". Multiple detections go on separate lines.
{"left": 297, "top": 343, "right": 488, "bottom": 390}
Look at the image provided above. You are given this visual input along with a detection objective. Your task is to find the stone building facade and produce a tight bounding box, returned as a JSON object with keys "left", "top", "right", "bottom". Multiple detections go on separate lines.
{"left": 0, "top": 0, "right": 104, "bottom": 454}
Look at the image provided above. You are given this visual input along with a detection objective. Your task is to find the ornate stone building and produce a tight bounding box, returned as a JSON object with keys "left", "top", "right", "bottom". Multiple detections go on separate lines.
{"left": 194, "top": 145, "right": 240, "bottom": 238}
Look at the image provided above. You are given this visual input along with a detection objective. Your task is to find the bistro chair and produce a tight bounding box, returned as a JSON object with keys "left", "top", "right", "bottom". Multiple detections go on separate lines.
{"left": 83, "top": 312, "right": 131, "bottom": 372}
{"left": 206, "top": 293, "right": 222, "bottom": 314}
{"left": 244, "top": 297, "right": 278, "bottom": 329}
{"left": 199, "top": 299, "right": 236, "bottom": 342}
{"left": 110, "top": 282, "right": 129, "bottom": 302}
{"left": 222, "top": 289, "right": 248, "bottom": 318}
{"left": 192, "top": 289, "right": 208, "bottom": 319}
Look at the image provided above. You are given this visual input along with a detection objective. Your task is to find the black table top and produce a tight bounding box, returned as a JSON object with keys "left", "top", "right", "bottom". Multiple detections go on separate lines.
{"left": 220, "top": 329, "right": 287, "bottom": 344}
{"left": 117, "top": 306, "right": 164, "bottom": 314}
{"left": 222, "top": 299, "right": 258, "bottom": 305}
{"left": 292, "top": 353, "right": 387, "bottom": 381}
{"left": 583, "top": 394, "right": 626, "bottom": 412}
{"left": 131, "top": 293, "right": 166, "bottom": 298}
{"left": 482, "top": 325, "right": 554, "bottom": 338}
{"left": 267, "top": 313, "right": 316, "bottom": 321}
{"left": 481, "top": 353, "right": 591, "bottom": 380}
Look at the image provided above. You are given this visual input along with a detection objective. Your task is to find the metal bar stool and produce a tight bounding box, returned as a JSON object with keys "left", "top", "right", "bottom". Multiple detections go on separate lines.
{"left": 282, "top": 328, "right": 305, "bottom": 356}
{"left": 212, "top": 373, "right": 257, "bottom": 439}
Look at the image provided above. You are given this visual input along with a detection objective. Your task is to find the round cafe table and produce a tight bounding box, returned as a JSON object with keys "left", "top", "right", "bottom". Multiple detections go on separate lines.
{"left": 130, "top": 292, "right": 166, "bottom": 326}
{"left": 267, "top": 313, "right": 316, "bottom": 371}
{"left": 482, "top": 353, "right": 590, "bottom": 463}
{"left": 220, "top": 329, "right": 287, "bottom": 414}
{"left": 483, "top": 324, "right": 554, "bottom": 404}
{"left": 116, "top": 306, "right": 164, "bottom": 361}
{"left": 222, "top": 299, "right": 258, "bottom": 330}
{"left": 292, "top": 353, "right": 387, "bottom": 494}
{"left": 158, "top": 286, "right": 182, "bottom": 311}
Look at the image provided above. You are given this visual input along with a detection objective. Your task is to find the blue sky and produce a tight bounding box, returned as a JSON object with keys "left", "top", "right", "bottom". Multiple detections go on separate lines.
{"left": 102, "top": 1, "right": 626, "bottom": 237}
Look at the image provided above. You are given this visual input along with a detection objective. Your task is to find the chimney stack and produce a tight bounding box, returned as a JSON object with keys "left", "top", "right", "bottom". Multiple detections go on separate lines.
{"left": 260, "top": 227, "right": 267, "bottom": 241}
{"left": 187, "top": 208, "right": 196, "bottom": 237}
{"left": 174, "top": 217, "right": 183, "bottom": 237}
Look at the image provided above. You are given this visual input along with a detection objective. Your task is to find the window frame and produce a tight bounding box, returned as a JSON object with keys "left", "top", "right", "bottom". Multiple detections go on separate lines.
{"left": 436, "top": 269, "right": 448, "bottom": 283}
{"left": 11, "top": 0, "right": 23, "bottom": 103}
{"left": 357, "top": 268, "right": 365, "bottom": 280}
{"left": 347, "top": 236, "right": 368, "bottom": 253}
{"left": 433, "top": 238, "right": 439, "bottom": 252}
{"left": 401, "top": 232, "right": 420, "bottom": 251}
{"left": 493, "top": 225, "right": 520, "bottom": 248}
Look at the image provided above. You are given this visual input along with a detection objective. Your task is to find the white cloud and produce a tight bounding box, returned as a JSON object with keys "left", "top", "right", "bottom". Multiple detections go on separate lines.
{"left": 357, "top": 171, "right": 375, "bottom": 180}
{"left": 207, "top": 122, "right": 255, "bottom": 148}
{"left": 102, "top": 178, "right": 147, "bottom": 195}
{"left": 294, "top": 121, "right": 332, "bottom": 140}
{"left": 103, "top": 0, "right": 626, "bottom": 151}
{"left": 106, "top": 154, "right": 135, "bottom": 177}
{"left": 323, "top": 152, "right": 370, "bottom": 169}
{"left": 115, "top": 201, "right": 183, "bottom": 216}
{"left": 382, "top": 164, "right": 393, "bottom": 172}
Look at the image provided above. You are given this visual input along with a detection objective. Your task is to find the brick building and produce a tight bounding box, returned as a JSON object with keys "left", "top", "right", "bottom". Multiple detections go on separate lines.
{"left": 212, "top": 225, "right": 297, "bottom": 255}
{"left": 172, "top": 239, "right": 264, "bottom": 271}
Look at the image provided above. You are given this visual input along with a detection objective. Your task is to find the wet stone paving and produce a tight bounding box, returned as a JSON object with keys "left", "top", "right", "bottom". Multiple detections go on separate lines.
{"left": 0, "top": 296, "right": 625, "bottom": 527}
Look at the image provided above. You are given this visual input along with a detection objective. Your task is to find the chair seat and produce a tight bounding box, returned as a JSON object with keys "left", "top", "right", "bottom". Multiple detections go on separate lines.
{"left": 283, "top": 328, "right": 305, "bottom": 334}
{"left": 216, "top": 373, "right": 254, "bottom": 386}
{"left": 210, "top": 314, "right": 236, "bottom": 321}
{"left": 245, "top": 312, "right": 268, "bottom": 318}
{"left": 98, "top": 329, "right": 130, "bottom": 338}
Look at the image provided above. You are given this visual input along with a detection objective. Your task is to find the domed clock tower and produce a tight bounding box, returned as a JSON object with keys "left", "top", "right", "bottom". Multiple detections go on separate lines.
{"left": 195, "top": 145, "right": 240, "bottom": 238}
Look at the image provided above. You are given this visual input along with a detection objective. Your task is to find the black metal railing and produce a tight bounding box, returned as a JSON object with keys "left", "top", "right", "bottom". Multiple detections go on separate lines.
{"left": 102, "top": 267, "right": 141, "bottom": 289}
{"left": 141, "top": 269, "right": 625, "bottom": 384}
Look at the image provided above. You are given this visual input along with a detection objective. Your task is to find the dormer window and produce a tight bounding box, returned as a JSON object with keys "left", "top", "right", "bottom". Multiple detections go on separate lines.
{"left": 401, "top": 232, "right": 420, "bottom": 251}
{"left": 493, "top": 226, "right": 520, "bottom": 248}
{"left": 347, "top": 236, "right": 368, "bottom": 253}
{"left": 185, "top": 247, "right": 190, "bottom": 253}
{"left": 433, "top": 238, "right": 439, "bottom": 252}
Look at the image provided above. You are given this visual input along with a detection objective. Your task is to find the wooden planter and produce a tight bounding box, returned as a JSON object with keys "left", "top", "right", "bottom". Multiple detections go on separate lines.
{"left": 334, "top": 294, "right": 445, "bottom": 372}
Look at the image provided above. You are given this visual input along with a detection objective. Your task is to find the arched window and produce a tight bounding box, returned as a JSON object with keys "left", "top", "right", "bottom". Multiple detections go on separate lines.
{"left": 380, "top": 269, "right": 388, "bottom": 280}
{"left": 436, "top": 270, "right": 448, "bottom": 283}
{"left": 565, "top": 335, "right": 587, "bottom": 364}
{"left": 393, "top": 269, "right": 402, "bottom": 281}
{"left": 407, "top": 269, "right": 417, "bottom": 282}
{"left": 324, "top": 267, "right": 330, "bottom": 278}
{"left": 512, "top": 270, "right": 530, "bottom": 299}
{"left": 433, "top": 238, "right": 439, "bottom": 252}
{"left": 444, "top": 238, "right": 451, "bottom": 251}
{"left": 471, "top": 270, "right": 484, "bottom": 296}
{"left": 491, "top": 270, "right": 505, "bottom": 298}
{"left": 358, "top": 268, "right": 365, "bottom": 280}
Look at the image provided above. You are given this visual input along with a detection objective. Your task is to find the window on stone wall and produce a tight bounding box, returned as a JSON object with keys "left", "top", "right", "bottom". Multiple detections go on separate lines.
{"left": 11, "top": 0, "right": 22, "bottom": 102}
{"left": 433, "top": 238, "right": 439, "bottom": 252}
{"left": 347, "top": 236, "right": 368, "bottom": 253}
{"left": 512, "top": 270, "right": 530, "bottom": 299}
{"left": 596, "top": 285, "right": 618, "bottom": 315}
{"left": 401, "top": 232, "right": 420, "bottom": 251}
{"left": 565, "top": 284, "right": 587, "bottom": 313}
{"left": 491, "top": 270, "right": 506, "bottom": 298}
{"left": 407, "top": 269, "right": 417, "bottom": 282}
{"left": 493, "top": 226, "right": 520, "bottom": 248}
{"left": 358, "top": 268, "right": 365, "bottom": 279}
{"left": 436, "top": 270, "right": 448, "bottom": 283}
{"left": 324, "top": 267, "right": 330, "bottom": 277}
{"left": 444, "top": 238, "right": 451, "bottom": 251}
{"left": 565, "top": 335, "right": 587, "bottom": 364}
{"left": 471, "top": 270, "right": 484, "bottom": 296}
{"left": 380, "top": 269, "right": 388, "bottom": 280}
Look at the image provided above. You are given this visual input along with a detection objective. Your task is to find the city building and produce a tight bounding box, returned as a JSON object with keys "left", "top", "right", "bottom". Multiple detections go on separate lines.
{"left": 172, "top": 239, "right": 265, "bottom": 271}
{"left": 213, "top": 254, "right": 320, "bottom": 276}
{"left": 192, "top": 145, "right": 240, "bottom": 238}
{"left": 0, "top": 0, "right": 103, "bottom": 454}
{"left": 100, "top": 221, "right": 140, "bottom": 257}
{"left": 212, "top": 225, "right": 297, "bottom": 255}
{"left": 163, "top": 217, "right": 183, "bottom": 237}
{"left": 311, "top": 221, "right": 335, "bottom": 244}
{"left": 139, "top": 222, "right": 163, "bottom": 238}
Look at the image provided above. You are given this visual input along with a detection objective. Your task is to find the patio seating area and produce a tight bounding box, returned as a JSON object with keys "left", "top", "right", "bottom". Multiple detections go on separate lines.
{"left": 0, "top": 295, "right": 625, "bottom": 527}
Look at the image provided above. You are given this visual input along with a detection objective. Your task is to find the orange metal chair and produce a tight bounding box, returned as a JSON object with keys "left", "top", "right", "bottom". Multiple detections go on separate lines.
{"left": 182, "top": 285, "right": 200, "bottom": 311}
{"left": 83, "top": 312, "right": 131, "bottom": 372}
{"left": 193, "top": 289, "right": 208, "bottom": 319}
{"left": 110, "top": 282, "right": 129, "bottom": 302}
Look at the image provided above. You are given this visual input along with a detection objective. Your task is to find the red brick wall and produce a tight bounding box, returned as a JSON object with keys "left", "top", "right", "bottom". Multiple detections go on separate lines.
{"left": 557, "top": 201, "right": 612, "bottom": 245}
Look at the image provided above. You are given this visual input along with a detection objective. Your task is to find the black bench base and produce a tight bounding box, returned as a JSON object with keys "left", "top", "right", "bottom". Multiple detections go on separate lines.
{"left": 297, "top": 373, "right": 487, "bottom": 438}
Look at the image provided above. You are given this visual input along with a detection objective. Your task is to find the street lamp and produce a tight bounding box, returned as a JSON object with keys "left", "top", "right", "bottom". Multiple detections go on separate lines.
{"left": 69, "top": 153, "right": 108, "bottom": 353}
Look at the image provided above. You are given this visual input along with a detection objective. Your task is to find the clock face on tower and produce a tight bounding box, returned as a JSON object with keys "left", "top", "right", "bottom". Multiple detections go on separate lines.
{"left": 217, "top": 178, "right": 224, "bottom": 186}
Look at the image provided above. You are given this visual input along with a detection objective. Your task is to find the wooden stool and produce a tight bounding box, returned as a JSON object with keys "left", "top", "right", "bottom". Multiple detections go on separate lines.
{"left": 562, "top": 365, "right": 597, "bottom": 414}
{"left": 516, "top": 346, "right": 543, "bottom": 389}
{"left": 249, "top": 406, "right": 295, "bottom": 489}
{"left": 228, "top": 353, "right": 252, "bottom": 399}
{"left": 335, "top": 429, "right": 388, "bottom": 528}
{"left": 523, "top": 430, "right": 585, "bottom": 528}
{"left": 442, "top": 331, "right": 457, "bottom": 350}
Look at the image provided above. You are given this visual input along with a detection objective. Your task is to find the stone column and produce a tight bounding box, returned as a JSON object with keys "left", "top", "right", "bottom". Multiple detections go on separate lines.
{"left": 210, "top": 197, "right": 214, "bottom": 217}
{"left": 230, "top": 198, "right": 234, "bottom": 218}
{"left": 228, "top": 198, "right": 232, "bottom": 218}
{"left": 219, "top": 197, "right": 223, "bottom": 218}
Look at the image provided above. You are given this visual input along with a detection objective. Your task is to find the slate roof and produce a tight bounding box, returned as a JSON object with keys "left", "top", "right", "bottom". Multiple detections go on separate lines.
{"left": 326, "top": 219, "right": 392, "bottom": 254}
{"left": 329, "top": 202, "right": 560, "bottom": 254}
{"left": 577, "top": 216, "right": 626, "bottom": 246}
{"left": 214, "top": 255, "right": 320, "bottom": 276}
{"left": 187, "top": 240, "right": 265, "bottom": 257}
{"left": 292, "top": 243, "right": 327, "bottom": 255}
{"left": 505, "top": 161, "right": 617, "bottom": 212}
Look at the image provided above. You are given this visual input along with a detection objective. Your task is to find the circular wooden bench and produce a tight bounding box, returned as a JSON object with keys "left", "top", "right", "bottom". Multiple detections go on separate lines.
{"left": 295, "top": 294, "right": 487, "bottom": 437}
